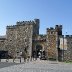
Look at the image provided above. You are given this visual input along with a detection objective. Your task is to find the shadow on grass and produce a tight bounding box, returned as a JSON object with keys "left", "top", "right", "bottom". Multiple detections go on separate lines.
{"left": 64, "top": 61, "right": 72, "bottom": 64}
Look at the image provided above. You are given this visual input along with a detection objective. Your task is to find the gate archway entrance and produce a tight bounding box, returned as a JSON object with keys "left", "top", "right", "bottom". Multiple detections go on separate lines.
{"left": 36, "top": 44, "right": 43, "bottom": 58}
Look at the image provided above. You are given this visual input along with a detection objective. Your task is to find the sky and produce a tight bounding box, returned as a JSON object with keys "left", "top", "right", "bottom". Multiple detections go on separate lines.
{"left": 0, "top": 0, "right": 72, "bottom": 35}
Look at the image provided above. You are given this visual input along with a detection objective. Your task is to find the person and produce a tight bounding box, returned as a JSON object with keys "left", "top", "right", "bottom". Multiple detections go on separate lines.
{"left": 19, "top": 52, "right": 22, "bottom": 63}
{"left": 22, "top": 51, "right": 27, "bottom": 62}
{"left": 33, "top": 51, "right": 37, "bottom": 61}
{"left": 13, "top": 55, "right": 16, "bottom": 63}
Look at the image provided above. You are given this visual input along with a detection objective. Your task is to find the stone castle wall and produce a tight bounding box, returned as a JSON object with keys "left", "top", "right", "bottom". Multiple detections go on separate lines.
{"left": 0, "top": 19, "right": 72, "bottom": 62}
{"left": 0, "top": 19, "right": 40, "bottom": 57}
{"left": 6, "top": 26, "right": 17, "bottom": 56}
{"left": 0, "top": 39, "right": 6, "bottom": 51}
{"left": 46, "top": 25, "right": 62, "bottom": 60}
{"left": 46, "top": 28, "right": 58, "bottom": 60}
{"left": 16, "top": 24, "right": 33, "bottom": 57}
{"left": 64, "top": 35, "right": 72, "bottom": 61}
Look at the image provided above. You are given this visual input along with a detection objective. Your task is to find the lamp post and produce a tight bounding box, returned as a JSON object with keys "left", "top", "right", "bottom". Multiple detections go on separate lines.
{"left": 56, "top": 32, "right": 58, "bottom": 61}
{"left": 62, "top": 36, "right": 64, "bottom": 61}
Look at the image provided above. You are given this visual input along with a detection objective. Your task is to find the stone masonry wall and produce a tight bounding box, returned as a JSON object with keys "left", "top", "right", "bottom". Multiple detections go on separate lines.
{"left": 46, "top": 29, "right": 58, "bottom": 60}
{"left": 0, "top": 39, "right": 6, "bottom": 51}
{"left": 0, "top": 19, "right": 39, "bottom": 58}
{"left": 6, "top": 26, "right": 17, "bottom": 56}
{"left": 64, "top": 36, "right": 72, "bottom": 61}
{"left": 16, "top": 24, "right": 33, "bottom": 57}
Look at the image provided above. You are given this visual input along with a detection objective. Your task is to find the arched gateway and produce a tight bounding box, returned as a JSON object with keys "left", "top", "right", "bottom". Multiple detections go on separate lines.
{"left": 32, "top": 44, "right": 46, "bottom": 60}
{"left": 36, "top": 44, "right": 43, "bottom": 58}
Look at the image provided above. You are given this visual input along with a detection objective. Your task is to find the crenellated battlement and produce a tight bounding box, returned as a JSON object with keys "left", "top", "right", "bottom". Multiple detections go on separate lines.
{"left": 65, "top": 35, "right": 72, "bottom": 38}
{"left": 55, "top": 25, "right": 62, "bottom": 29}
{"left": 16, "top": 19, "right": 40, "bottom": 26}
{"left": 59, "top": 35, "right": 64, "bottom": 38}
{"left": 46, "top": 27, "right": 54, "bottom": 31}
{"left": 46, "top": 25, "right": 62, "bottom": 32}
{"left": 16, "top": 20, "right": 35, "bottom": 25}
{"left": 6, "top": 25, "right": 16, "bottom": 29}
{"left": 6, "top": 19, "right": 40, "bottom": 31}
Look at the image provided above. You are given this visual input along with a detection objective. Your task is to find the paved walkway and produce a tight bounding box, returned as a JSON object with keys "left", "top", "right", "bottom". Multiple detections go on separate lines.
{"left": 0, "top": 59, "right": 72, "bottom": 72}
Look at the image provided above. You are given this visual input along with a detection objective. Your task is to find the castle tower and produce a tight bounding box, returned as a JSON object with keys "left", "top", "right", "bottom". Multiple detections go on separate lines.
{"left": 5, "top": 19, "right": 39, "bottom": 59}
{"left": 34, "top": 19, "right": 40, "bottom": 35}
{"left": 55, "top": 25, "right": 62, "bottom": 35}
{"left": 46, "top": 25, "right": 62, "bottom": 60}
{"left": 6, "top": 25, "right": 17, "bottom": 56}
{"left": 16, "top": 21, "right": 33, "bottom": 58}
{"left": 31, "top": 19, "right": 40, "bottom": 36}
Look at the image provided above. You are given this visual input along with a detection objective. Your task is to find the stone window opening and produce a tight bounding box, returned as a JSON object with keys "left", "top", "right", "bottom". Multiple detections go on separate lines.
{"left": 1, "top": 40, "right": 4, "bottom": 42}
{"left": 50, "top": 31, "right": 54, "bottom": 35}
{"left": 10, "top": 39, "right": 12, "bottom": 41}
{"left": 25, "top": 39, "right": 27, "bottom": 42}
{"left": 51, "top": 31, "right": 53, "bottom": 34}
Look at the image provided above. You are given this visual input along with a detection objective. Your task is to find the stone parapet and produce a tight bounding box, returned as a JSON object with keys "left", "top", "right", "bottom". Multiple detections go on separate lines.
{"left": 6, "top": 25, "right": 16, "bottom": 29}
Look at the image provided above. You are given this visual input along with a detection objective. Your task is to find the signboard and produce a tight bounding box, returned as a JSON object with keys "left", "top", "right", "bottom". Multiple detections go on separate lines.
{"left": 60, "top": 38, "right": 67, "bottom": 50}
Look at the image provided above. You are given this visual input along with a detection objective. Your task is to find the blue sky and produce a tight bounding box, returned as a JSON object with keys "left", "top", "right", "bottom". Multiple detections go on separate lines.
{"left": 0, "top": 0, "right": 72, "bottom": 35}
